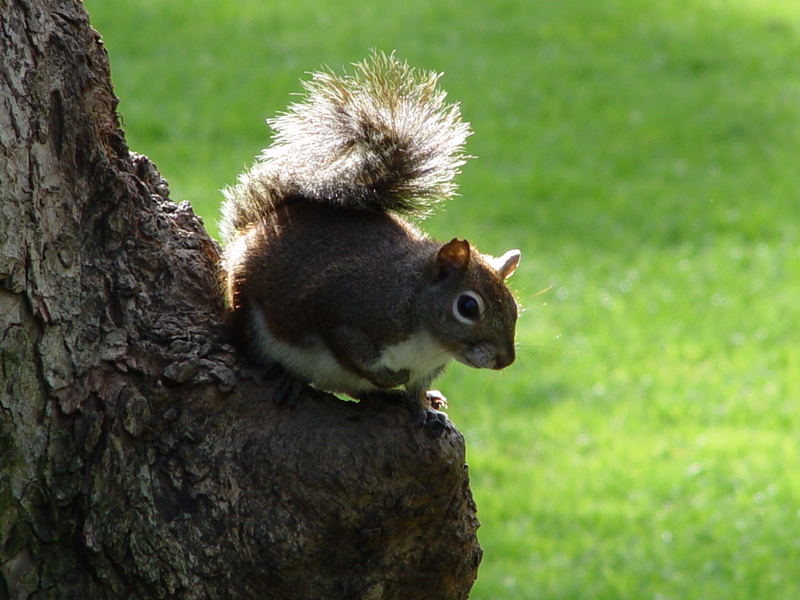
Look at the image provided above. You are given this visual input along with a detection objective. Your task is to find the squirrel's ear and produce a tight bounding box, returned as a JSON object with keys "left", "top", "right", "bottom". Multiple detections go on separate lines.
{"left": 434, "top": 238, "right": 471, "bottom": 281}
{"left": 490, "top": 249, "right": 521, "bottom": 280}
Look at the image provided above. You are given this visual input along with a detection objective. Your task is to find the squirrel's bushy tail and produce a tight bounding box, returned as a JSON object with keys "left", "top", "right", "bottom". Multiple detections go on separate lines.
{"left": 220, "top": 51, "right": 471, "bottom": 243}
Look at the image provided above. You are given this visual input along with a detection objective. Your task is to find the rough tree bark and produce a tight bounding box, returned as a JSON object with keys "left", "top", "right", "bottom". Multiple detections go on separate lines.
{"left": 0, "top": 1, "right": 482, "bottom": 599}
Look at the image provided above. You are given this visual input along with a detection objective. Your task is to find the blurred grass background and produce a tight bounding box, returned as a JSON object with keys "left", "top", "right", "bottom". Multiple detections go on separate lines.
{"left": 83, "top": 0, "right": 800, "bottom": 597}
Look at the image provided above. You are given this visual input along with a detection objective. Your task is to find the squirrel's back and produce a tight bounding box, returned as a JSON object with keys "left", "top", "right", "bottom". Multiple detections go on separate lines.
{"left": 219, "top": 51, "right": 471, "bottom": 243}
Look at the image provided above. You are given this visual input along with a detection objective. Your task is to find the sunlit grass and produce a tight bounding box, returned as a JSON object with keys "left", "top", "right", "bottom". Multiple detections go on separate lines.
{"left": 85, "top": 0, "right": 800, "bottom": 597}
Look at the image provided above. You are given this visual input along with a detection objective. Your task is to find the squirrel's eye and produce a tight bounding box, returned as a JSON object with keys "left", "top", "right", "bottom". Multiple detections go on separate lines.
{"left": 454, "top": 292, "right": 483, "bottom": 323}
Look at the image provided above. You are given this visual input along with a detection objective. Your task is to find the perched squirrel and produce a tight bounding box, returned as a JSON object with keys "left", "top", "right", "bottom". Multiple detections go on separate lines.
{"left": 220, "top": 52, "right": 520, "bottom": 432}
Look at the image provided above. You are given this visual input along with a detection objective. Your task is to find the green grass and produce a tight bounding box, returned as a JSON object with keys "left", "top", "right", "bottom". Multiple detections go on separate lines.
{"left": 84, "top": 0, "right": 800, "bottom": 597}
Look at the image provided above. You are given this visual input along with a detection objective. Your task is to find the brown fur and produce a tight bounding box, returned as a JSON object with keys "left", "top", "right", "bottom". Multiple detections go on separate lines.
{"left": 219, "top": 53, "right": 519, "bottom": 429}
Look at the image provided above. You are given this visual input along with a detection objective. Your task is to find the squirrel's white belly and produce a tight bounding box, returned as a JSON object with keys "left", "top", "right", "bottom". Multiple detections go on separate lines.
{"left": 250, "top": 307, "right": 450, "bottom": 393}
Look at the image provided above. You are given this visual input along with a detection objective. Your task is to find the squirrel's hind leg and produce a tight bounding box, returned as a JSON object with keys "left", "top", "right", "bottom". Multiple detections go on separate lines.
{"left": 270, "top": 367, "right": 307, "bottom": 407}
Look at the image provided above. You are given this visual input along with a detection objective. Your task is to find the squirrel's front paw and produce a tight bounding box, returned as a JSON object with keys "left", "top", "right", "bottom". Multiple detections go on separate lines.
{"left": 425, "top": 389, "right": 448, "bottom": 411}
{"left": 421, "top": 409, "right": 449, "bottom": 437}
{"left": 407, "top": 389, "right": 450, "bottom": 436}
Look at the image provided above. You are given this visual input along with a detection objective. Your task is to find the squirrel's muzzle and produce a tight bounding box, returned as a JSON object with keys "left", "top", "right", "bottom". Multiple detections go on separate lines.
{"left": 493, "top": 347, "right": 515, "bottom": 370}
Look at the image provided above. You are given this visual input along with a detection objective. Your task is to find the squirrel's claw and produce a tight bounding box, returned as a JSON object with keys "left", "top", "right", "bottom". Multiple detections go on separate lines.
{"left": 426, "top": 389, "right": 448, "bottom": 411}
{"left": 422, "top": 409, "right": 449, "bottom": 438}
{"left": 272, "top": 369, "right": 305, "bottom": 407}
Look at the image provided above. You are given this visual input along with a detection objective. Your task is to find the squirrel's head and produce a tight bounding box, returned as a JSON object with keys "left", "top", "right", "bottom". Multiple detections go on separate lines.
{"left": 423, "top": 238, "right": 520, "bottom": 371}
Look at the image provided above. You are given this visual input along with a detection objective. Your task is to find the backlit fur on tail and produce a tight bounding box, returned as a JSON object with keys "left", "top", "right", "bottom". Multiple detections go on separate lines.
{"left": 220, "top": 51, "right": 471, "bottom": 243}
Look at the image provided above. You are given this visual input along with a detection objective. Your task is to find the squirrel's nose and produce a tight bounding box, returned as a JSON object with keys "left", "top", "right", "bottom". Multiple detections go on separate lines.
{"left": 493, "top": 347, "right": 515, "bottom": 370}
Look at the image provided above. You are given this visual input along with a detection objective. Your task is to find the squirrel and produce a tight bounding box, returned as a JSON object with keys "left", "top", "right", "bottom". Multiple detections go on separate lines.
{"left": 219, "top": 52, "right": 520, "bottom": 432}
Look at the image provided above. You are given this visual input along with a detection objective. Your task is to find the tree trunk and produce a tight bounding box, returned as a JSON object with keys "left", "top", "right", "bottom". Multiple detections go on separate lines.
{"left": 0, "top": 1, "right": 482, "bottom": 598}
